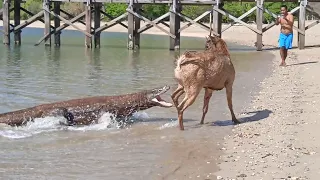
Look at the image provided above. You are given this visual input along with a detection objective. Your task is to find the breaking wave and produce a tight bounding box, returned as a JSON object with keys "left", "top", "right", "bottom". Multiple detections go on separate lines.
{"left": 0, "top": 112, "right": 150, "bottom": 139}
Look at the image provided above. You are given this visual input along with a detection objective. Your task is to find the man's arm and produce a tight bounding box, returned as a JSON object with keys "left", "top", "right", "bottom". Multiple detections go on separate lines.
{"left": 284, "top": 14, "right": 294, "bottom": 26}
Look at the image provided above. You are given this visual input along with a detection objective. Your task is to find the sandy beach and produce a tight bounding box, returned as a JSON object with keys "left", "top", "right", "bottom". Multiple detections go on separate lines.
{"left": 1, "top": 19, "right": 320, "bottom": 180}
{"left": 215, "top": 49, "right": 320, "bottom": 180}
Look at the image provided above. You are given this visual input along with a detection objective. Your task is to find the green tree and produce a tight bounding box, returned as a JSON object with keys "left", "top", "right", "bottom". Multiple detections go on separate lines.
{"left": 141, "top": 4, "right": 169, "bottom": 20}
{"left": 104, "top": 3, "right": 127, "bottom": 20}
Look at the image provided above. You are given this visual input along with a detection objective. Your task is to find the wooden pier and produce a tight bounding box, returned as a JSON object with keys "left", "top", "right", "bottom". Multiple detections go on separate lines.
{"left": 1, "top": 0, "right": 320, "bottom": 50}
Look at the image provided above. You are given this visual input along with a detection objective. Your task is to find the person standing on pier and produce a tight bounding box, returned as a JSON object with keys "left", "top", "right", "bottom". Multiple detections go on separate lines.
{"left": 275, "top": 5, "right": 294, "bottom": 66}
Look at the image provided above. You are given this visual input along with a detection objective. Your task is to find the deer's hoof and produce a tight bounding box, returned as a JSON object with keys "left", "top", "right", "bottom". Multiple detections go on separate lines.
{"left": 232, "top": 119, "right": 241, "bottom": 124}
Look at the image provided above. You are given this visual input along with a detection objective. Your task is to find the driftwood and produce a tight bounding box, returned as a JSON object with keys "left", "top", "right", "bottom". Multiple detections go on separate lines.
{"left": 171, "top": 35, "right": 240, "bottom": 130}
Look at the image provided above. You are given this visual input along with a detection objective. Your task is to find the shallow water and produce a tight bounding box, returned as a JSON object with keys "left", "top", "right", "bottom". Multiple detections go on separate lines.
{"left": 0, "top": 29, "right": 274, "bottom": 179}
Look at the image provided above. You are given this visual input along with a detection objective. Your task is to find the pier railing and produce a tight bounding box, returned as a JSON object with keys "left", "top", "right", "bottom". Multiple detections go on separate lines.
{"left": 1, "top": 0, "right": 320, "bottom": 50}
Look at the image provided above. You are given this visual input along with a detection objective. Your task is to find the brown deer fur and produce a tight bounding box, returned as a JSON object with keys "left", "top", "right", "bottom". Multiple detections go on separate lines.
{"left": 171, "top": 35, "right": 240, "bottom": 130}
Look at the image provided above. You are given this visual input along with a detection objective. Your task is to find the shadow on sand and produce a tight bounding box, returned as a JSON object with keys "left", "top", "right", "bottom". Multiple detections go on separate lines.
{"left": 130, "top": 109, "right": 272, "bottom": 128}
{"left": 264, "top": 44, "right": 320, "bottom": 51}
{"left": 286, "top": 61, "right": 318, "bottom": 66}
{"left": 135, "top": 118, "right": 196, "bottom": 123}
{"left": 211, "top": 109, "right": 273, "bottom": 127}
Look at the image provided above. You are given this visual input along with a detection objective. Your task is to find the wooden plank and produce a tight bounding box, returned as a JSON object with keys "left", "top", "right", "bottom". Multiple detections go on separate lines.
{"left": 14, "top": 0, "right": 21, "bottom": 45}
{"left": 95, "top": 12, "right": 128, "bottom": 33}
{"left": 179, "top": 10, "right": 211, "bottom": 33}
{"left": 134, "top": 4, "right": 141, "bottom": 49}
{"left": 60, "top": 9, "right": 94, "bottom": 30}
{"left": 263, "top": 8, "right": 278, "bottom": 18}
{"left": 213, "top": 2, "right": 222, "bottom": 37}
{"left": 256, "top": 0, "right": 263, "bottom": 51}
{"left": 222, "top": 6, "right": 257, "bottom": 32}
{"left": 54, "top": 1, "right": 60, "bottom": 46}
{"left": 35, "top": 11, "right": 86, "bottom": 46}
{"left": 138, "top": 12, "right": 169, "bottom": 34}
{"left": 172, "top": 11, "right": 219, "bottom": 36}
{"left": 306, "top": 5, "right": 320, "bottom": 19}
{"left": 214, "top": 7, "right": 262, "bottom": 34}
{"left": 290, "top": 6, "right": 301, "bottom": 15}
{"left": 43, "top": 8, "right": 92, "bottom": 37}
{"left": 170, "top": 0, "right": 180, "bottom": 50}
{"left": 127, "top": 1, "right": 135, "bottom": 50}
{"left": 127, "top": 8, "right": 176, "bottom": 38}
{"left": 161, "top": 21, "right": 169, "bottom": 27}
{"left": 262, "top": 22, "right": 275, "bottom": 32}
{"left": 43, "top": 0, "right": 51, "bottom": 46}
{"left": 85, "top": 3, "right": 92, "bottom": 48}
{"left": 20, "top": 7, "right": 54, "bottom": 29}
{"left": 298, "top": 0, "right": 306, "bottom": 49}
{"left": 2, "top": 0, "right": 10, "bottom": 45}
{"left": 54, "top": 11, "right": 86, "bottom": 33}
{"left": 100, "top": 10, "right": 128, "bottom": 29}
{"left": 94, "top": 3, "right": 102, "bottom": 48}
{"left": 305, "top": 20, "right": 320, "bottom": 30}
{"left": 14, "top": 11, "right": 44, "bottom": 32}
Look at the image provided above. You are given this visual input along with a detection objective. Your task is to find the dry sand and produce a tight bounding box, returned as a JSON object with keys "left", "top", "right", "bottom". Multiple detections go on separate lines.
{"left": 1, "top": 19, "right": 320, "bottom": 180}
{"left": 215, "top": 48, "right": 320, "bottom": 180}
{"left": 212, "top": 24, "right": 320, "bottom": 179}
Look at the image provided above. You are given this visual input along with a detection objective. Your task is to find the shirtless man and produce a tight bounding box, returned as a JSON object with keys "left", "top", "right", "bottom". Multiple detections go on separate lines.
{"left": 275, "top": 5, "right": 294, "bottom": 66}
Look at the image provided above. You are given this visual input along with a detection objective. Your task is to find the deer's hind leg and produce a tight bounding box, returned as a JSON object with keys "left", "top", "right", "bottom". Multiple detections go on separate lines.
{"left": 200, "top": 88, "right": 213, "bottom": 124}
{"left": 225, "top": 83, "right": 241, "bottom": 124}
{"left": 171, "top": 84, "right": 185, "bottom": 108}
{"left": 177, "top": 85, "right": 202, "bottom": 130}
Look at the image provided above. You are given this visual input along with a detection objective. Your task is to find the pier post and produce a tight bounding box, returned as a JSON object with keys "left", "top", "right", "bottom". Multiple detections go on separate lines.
{"left": 127, "top": 0, "right": 140, "bottom": 50}
{"left": 14, "top": 0, "right": 21, "bottom": 45}
{"left": 2, "top": 0, "right": 10, "bottom": 45}
{"left": 54, "top": 2, "right": 61, "bottom": 46}
{"left": 298, "top": 0, "right": 306, "bottom": 49}
{"left": 134, "top": 4, "right": 141, "bottom": 49}
{"left": 43, "top": 0, "right": 51, "bottom": 46}
{"left": 85, "top": 0, "right": 92, "bottom": 48}
{"left": 169, "top": 0, "right": 180, "bottom": 50}
{"left": 212, "top": 0, "right": 222, "bottom": 37}
{"left": 256, "top": 0, "right": 263, "bottom": 51}
{"left": 127, "top": 0, "right": 134, "bottom": 50}
{"left": 94, "top": 3, "right": 102, "bottom": 48}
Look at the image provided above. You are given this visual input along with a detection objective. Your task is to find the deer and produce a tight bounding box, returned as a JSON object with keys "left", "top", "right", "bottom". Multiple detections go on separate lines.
{"left": 171, "top": 35, "right": 241, "bottom": 130}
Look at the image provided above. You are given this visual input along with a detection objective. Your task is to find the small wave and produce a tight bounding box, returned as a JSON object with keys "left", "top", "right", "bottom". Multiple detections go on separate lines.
{"left": 0, "top": 112, "right": 127, "bottom": 139}
{"left": 132, "top": 111, "right": 150, "bottom": 120}
{"left": 158, "top": 120, "right": 178, "bottom": 130}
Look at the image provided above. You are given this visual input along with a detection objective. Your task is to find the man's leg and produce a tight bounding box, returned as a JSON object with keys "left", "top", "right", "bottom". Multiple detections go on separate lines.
{"left": 278, "top": 33, "right": 287, "bottom": 66}
{"left": 280, "top": 47, "right": 286, "bottom": 66}
{"left": 283, "top": 48, "right": 288, "bottom": 66}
